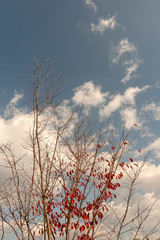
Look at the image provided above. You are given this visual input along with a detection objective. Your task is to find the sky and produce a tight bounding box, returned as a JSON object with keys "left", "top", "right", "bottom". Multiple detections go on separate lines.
{"left": 1, "top": 0, "right": 160, "bottom": 239}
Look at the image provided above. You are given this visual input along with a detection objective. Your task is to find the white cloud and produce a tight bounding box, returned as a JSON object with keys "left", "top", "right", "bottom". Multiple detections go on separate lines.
{"left": 111, "top": 39, "right": 137, "bottom": 64}
{"left": 97, "top": 170, "right": 160, "bottom": 239}
{"left": 103, "top": 161, "right": 160, "bottom": 239}
{"left": 139, "top": 162, "right": 160, "bottom": 194}
{"left": 1, "top": 93, "right": 160, "bottom": 239}
{"left": 56, "top": 99, "right": 78, "bottom": 134}
{"left": 121, "top": 61, "right": 139, "bottom": 84}
{"left": 110, "top": 39, "right": 142, "bottom": 84}
{"left": 124, "top": 86, "right": 147, "bottom": 104}
{"left": 99, "top": 86, "right": 149, "bottom": 118}
{"left": 140, "top": 126, "right": 155, "bottom": 138}
{"left": 0, "top": 112, "right": 33, "bottom": 178}
{"left": 91, "top": 15, "right": 118, "bottom": 34}
{"left": 0, "top": 100, "right": 78, "bottom": 179}
{"left": 72, "top": 81, "right": 108, "bottom": 107}
{"left": 120, "top": 107, "right": 140, "bottom": 129}
{"left": 142, "top": 102, "right": 160, "bottom": 120}
{"left": 142, "top": 137, "right": 160, "bottom": 159}
{"left": 84, "top": 0, "right": 97, "bottom": 12}
{"left": 99, "top": 94, "right": 123, "bottom": 118}
{"left": 4, "top": 91, "right": 24, "bottom": 119}
{"left": 56, "top": 100, "right": 72, "bottom": 121}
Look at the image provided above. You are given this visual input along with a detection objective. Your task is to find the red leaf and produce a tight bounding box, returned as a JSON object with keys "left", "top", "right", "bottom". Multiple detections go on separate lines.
{"left": 129, "top": 158, "right": 133, "bottom": 162}
{"left": 81, "top": 182, "right": 85, "bottom": 187}
{"left": 86, "top": 203, "right": 92, "bottom": 211}
{"left": 74, "top": 222, "right": 79, "bottom": 229}
{"left": 57, "top": 222, "right": 61, "bottom": 228}
{"left": 98, "top": 212, "right": 103, "bottom": 220}
{"left": 80, "top": 225, "right": 85, "bottom": 232}
{"left": 85, "top": 222, "right": 89, "bottom": 228}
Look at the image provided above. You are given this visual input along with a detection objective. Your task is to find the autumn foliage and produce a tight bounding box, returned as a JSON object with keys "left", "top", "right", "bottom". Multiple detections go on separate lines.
{"left": 2, "top": 60, "right": 156, "bottom": 240}
{"left": 31, "top": 121, "right": 138, "bottom": 240}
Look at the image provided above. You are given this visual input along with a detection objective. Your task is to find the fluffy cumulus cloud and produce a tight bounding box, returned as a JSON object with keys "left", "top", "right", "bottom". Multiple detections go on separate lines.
{"left": 99, "top": 86, "right": 149, "bottom": 119}
{"left": 91, "top": 15, "right": 118, "bottom": 34}
{"left": 0, "top": 92, "right": 77, "bottom": 177}
{"left": 120, "top": 107, "right": 140, "bottom": 129}
{"left": 139, "top": 161, "right": 160, "bottom": 194}
{"left": 111, "top": 38, "right": 142, "bottom": 84}
{"left": 72, "top": 81, "right": 108, "bottom": 107}
{"left": 142, "top": 102, "right": 160, "bottom": 120}
{"left": 56, "top": 99, "right": 73, "bottom": 122}
{"left": 0, "top": 112, "right": 33, "bottom": 178}
{"left": 0, "top": 92, "right": 29, "bottom": 148}
{"left": 142, "top": 137, "right": 160, "bottom": 159}
{"left": 84, "top": 0, "right": 97, "bottom": 12}
{"left": 56, "top": 99, "right": 79, "bottom": 135}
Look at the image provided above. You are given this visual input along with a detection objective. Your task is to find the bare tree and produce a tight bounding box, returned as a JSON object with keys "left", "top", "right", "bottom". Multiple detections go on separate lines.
{"left": 0, "top": 59, "right": 159, "bottom": 240}
{"left": 0, "top": 144, "right": 36, "bottom": 240}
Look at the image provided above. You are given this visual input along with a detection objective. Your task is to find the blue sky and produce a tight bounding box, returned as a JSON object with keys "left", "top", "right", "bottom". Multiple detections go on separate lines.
{"left": 1, "top": 0, "right": 160, "bottom": 98}
{"left": 1, "top": 0, "right": 160, "bottom": 239}
{"left": 1, "top": 0, "right": 160, "bottom": 143}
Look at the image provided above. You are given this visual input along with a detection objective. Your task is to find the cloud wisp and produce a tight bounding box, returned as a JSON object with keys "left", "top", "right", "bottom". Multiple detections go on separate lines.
{"left": 111, "top": 38, "right": 142, "bottom": 84}
{"left": 4, "top": 91, "right": 24, "bottom": 119}
{"left": 121, "top": 59, "right": 141, "bottom": 84}
{"left": 111, "top": 39, "right": 137, "bottom": 64}
{"left": 91, "top": 15, "right": 118, "bottom": 34}
{"left": 84, "top": 0, "right": 97, "bottom": 12}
